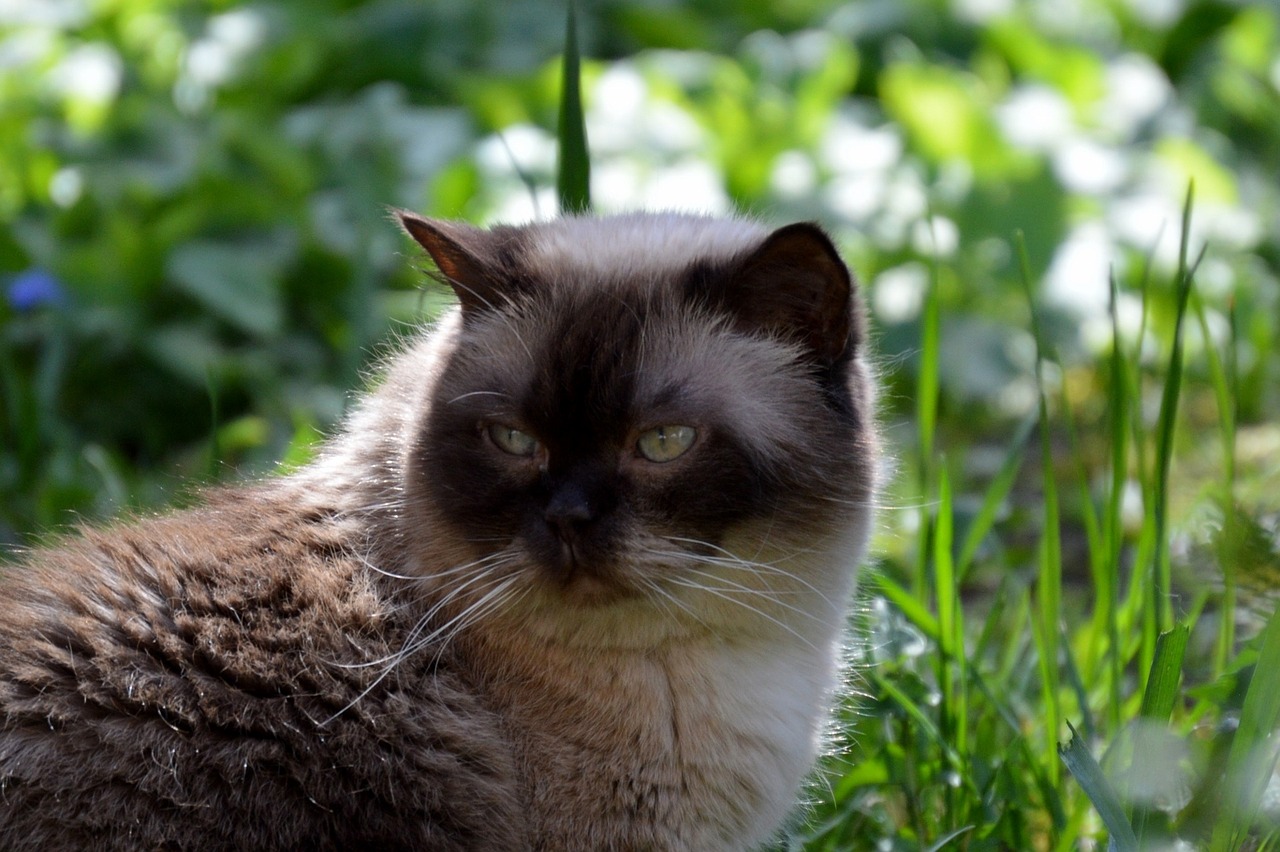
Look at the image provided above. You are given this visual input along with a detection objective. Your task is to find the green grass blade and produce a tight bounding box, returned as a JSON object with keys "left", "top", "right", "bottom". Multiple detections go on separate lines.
{"left": 869, "top": 669, "right": 966, "bottom": 769}
{"left": 1130, "top": 625, "right": 1190, "bottom": 843}
{"left": 925, "top": 826, "right": 974, "bottom": 851}
{"left": 914, "top": 253, "right": 942, "bottom": 599}
{"left": 1125, "top": 243, "right": 1158, "bottom": 681}
{"left": 1150, "top": 184, "right": 1203, "bottom": 633}
{"left": 1102, "top": 270, "right": 1130, "bottom": 730}
{"left": 1211, "top": 605, "right": 1280, "bottom": 850}
{"left": 556, "top": 0, "right": 591, "bottom": 214}
{"left": 955, "top": 411, "right": 1035, "bottom": 579}
{"left": 933, "top": 462, "right": 967, "bottom": 824}
{"left": 496, "top": 132, "right": 543, "bottom": 210}
{"left": 1139, "top": 625, "right": 1189, "bottom": 721}
{"left": 1060, "top": 722, "right": 1139, "bottom": 852}
{"left": 1060, "top": 624, "right": 1096, "bottom": 740}
{"left": 917, "top": 259, "right": 941, "bottom": 463}
{"left": 1191, "top": 291, "right": 1239, "bottom": 677}
{"left": 874, "top": 573, "right": 940, "bottom": 640}
{"left": 1017, "top": 231, "right": 1062, "bottom": 784}
{"left": 935, "top": 462, "right": 958, "bottom": 661}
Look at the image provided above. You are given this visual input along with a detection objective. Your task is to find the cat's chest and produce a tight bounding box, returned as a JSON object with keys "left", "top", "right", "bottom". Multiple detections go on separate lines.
{"left": 487, "top": 638, "right": 837, "bottom": 850}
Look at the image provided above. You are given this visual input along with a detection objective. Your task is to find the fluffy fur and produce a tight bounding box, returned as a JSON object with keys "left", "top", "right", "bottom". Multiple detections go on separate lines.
{"left": 0, "top": 211, "right": 876, "bottom": 850}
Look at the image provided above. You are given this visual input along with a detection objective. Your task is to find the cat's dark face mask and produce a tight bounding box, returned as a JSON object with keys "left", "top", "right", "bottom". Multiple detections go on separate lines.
{"left": 420, "top": 297, "right": 779, "bottom": 603}
{"left": 399, "top": 213, "right": 871, "bottom": 608}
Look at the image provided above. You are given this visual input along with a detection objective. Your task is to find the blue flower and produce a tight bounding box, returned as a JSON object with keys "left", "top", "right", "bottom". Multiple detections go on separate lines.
{"left": 6, "top": 269, "right": 66, "bottom": 312}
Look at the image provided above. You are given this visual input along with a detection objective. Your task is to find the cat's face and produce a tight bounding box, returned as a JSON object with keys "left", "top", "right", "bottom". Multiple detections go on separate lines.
{"left": 399, "top": 213, "right": 874, "bottom": 634}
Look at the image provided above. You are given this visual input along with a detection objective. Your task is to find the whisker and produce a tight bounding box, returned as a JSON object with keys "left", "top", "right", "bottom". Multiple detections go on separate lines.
{"left": 332, "top": 556, "right": 516, "bottom": 669}
{"left": 657, "top": 537, "right": 830, "bottom": 598}
{"left": 660, "top": 576, "right": 819, "bottom": 651}
{"left": 678, "top": 567, "right": 822, "bottom": 622}
{"left": 424, "top": 576, "right": 523, "bottom": 666}
{"left": 447, "top": 390, "right": 513, "bottom": 405}
{"left": 636, "top": 575, "right": 712, "bottom": 632}
{"left": 321, "top": 573, "right": 521, "bottom": 727}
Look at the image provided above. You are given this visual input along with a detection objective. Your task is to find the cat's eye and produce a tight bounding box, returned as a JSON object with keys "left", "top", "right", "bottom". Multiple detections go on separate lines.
{"left": 487, "top": 423, "right": 539, "bottom": 457}
{"left": 636, "top": 425, "right": 697, "bottom": 463}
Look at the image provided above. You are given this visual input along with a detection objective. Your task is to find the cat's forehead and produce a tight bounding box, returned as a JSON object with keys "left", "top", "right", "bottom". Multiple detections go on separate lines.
{"left": 517, "top": 213, "right": 769, "bottom": 286}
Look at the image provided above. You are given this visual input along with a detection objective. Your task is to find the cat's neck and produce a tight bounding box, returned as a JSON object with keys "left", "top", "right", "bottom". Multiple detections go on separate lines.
{"left": 458, "top": 599, "right": 843, "bottom": 850}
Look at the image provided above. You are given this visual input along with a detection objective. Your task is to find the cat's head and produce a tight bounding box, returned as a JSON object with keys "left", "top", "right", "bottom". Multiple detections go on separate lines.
{"left": 395, "top": 212, "right": 875, "bottom": 646}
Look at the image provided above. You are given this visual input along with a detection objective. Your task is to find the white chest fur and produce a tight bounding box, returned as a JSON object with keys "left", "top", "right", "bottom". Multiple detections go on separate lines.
{"left": 482, "top": 627, "right": 844, "bottom": 851}
{"left": 661, "top": 637, "right": 840, "bottom": 848}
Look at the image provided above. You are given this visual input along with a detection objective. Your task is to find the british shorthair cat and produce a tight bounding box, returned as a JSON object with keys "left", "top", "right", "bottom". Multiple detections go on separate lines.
{"left": 0, "top": 211, "right": 877, "bottom": 850}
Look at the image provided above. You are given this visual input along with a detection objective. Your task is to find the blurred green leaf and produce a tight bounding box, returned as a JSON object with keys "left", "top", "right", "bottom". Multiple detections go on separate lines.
{"left": 166, "top": 239, "right": 289, "bottom": 337}
{"left": 880, "top": 62, "right": 1014, "bottom": 175}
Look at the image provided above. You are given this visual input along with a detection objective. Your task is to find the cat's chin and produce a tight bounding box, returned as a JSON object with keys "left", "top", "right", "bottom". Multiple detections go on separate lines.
{"left": 544, "top": 566, "right": 642, "bottom": 609}
{"left": 559, "top": 578, "right": 635, "bottom": 608}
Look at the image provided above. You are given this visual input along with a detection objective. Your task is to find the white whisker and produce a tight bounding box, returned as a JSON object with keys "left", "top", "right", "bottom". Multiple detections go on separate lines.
{"left": 660, "top": 576, "right": 819, "bottom": 651}
{"left": 321, "top": 569, "right": 522, "bottom": 727}
{"left": 447, "top": 390, "right": 513, "bottom": 405}
{"left": 657, "top": 536, "right": 830, "bottom": 598}
{"left": 678, "top": 566, "right": 821, "bottom": 622}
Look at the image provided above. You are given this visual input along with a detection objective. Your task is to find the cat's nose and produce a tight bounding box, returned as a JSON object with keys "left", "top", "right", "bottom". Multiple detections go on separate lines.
{"left": 544, "top": 484, "right": 594, "bottom": 542}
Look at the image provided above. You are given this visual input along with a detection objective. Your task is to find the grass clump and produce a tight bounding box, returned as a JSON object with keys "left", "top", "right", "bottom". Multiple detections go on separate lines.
{"left": 798, "top": 186, "right": 1280, "bottom": 850}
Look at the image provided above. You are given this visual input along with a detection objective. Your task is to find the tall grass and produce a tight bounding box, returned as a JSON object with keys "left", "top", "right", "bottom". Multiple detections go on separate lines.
{"left": 792, "top": 182, "right": 1280, "bottom": 848}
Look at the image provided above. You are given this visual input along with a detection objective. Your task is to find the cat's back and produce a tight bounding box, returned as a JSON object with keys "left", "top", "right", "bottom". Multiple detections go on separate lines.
{"left": 0, "top": 486, "right": 523, "bottom": 851}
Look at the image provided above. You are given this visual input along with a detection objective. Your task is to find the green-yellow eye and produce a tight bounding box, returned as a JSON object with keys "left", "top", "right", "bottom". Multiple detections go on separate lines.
{"left": 636, "top": 425, "right": 697, "bottom": 463}
{"left": 488, "top": 423, "right": 539, "bottom": 457}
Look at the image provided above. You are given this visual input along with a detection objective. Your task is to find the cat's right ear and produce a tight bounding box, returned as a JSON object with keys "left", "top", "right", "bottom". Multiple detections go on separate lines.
{"left": 395, "top": 211, "right": 504, "bottom": 315}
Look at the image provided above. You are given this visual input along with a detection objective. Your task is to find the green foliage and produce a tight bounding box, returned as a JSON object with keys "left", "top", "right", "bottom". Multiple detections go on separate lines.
{"left": 4, "top": 0, "right": 1280, "bottom": 848}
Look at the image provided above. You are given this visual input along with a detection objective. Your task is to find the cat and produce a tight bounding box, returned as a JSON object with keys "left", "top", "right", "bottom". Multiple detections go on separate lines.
{"left": 0, "top": 210, "right": 877, "bottom": 851}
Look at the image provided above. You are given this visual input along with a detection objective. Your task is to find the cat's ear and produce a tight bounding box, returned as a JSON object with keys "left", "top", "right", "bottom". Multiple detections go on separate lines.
{"left": 725, "top": 223, "right": 856, "bottom": 365}
{"left": 395, "top": 211, "right": 506, "bottom": 314}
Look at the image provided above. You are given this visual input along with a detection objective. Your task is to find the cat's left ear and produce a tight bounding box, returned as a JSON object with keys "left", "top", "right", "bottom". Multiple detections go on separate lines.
{"left": 728, "top": 223, "right": 856, "bottom": 365}
{"left": 395, "top": 210, "right": 507, "bottom": 315}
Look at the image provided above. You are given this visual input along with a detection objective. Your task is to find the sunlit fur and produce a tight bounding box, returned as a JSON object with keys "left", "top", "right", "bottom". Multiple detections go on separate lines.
{"left": 0, "top": 212, "right": 876, "bottom": 851}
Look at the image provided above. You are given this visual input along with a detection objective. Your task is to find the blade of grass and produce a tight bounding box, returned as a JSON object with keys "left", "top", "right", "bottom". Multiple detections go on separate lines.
{"left": 1124, "top": 229, "right": 1159, "bottom": 681}
{"left": 912, "top": 250, "right": 943, "bottom": 602}
{"left": 925, "top": 826, "right": 974, "bottom": 851}
{"left": 1060, "top": 722, "right": 1139, "bottom": 852}
{"left": 1131, "top": 624, "right": 1190, "bottom": 843}
{"left": 1191, "top": 291, "right": 1238, "bottom": 677}
{"left": 1138, "top": 625, "right": 1189, "bottom": 721}
{"left": 955, "top": 410, "right": 1035, "bottom": 580}
{"left": 1150, "top": 183, "right": 1203, "bottom": 634}
{"left": 874, "top": 572, "right": 941, "bottom": 640}
{"left": 1102, "top": 269, "right": 1130, "bottom": 730}
{"left": 556, "top": 0, "right": 590, "bottom": 214}
{"left": 1060, "top": 624, "right": 1097, "bottom": 741}
{"left": 496, "top": 132, "right": 543, "bottom": 213}
{"left": 935, "top": 463, "right": 958, "bottom": 664}
{"left": 868, "top": 669, "right": 967, "bottom": 770}
{"left": 933, "top": 463, "right": 967, "bottom": 827}
{"left": 1017, "top": 230, "right": 1063, "bottom": 785}
{"left": 1211, "top": 604, "right": 1280, "bottom": 850}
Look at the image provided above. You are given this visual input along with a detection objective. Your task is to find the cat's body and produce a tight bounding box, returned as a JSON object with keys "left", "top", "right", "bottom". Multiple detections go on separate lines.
{"left": 0, "top": 212, "right": 876, "bottom": 850}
